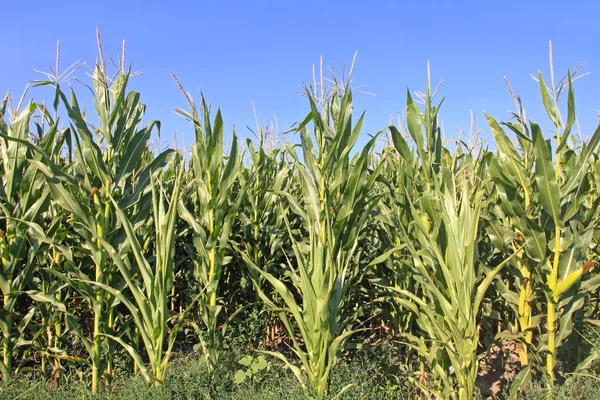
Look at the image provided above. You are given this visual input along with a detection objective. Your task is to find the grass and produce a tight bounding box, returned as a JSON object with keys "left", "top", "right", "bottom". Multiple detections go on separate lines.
{"left": 3, "top": 342, "right": 600, "bottom": 399}
{"left": 0, "top": 342, "right": 422, "bottom": 400}
{"left": 514, "top": 375, "right": 600, "bottom": 400}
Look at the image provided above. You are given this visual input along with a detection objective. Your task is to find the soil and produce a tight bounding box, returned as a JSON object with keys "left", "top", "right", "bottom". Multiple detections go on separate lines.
{"left": 477, "top": 341, "right": 521, "bottom": 398}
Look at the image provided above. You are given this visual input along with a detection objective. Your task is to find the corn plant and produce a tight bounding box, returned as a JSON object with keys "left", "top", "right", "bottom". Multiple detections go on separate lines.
{"left": 175, "top": 92, "right": 241, "bottom": 371}
{"left": 0, "top": 97, "right": 69, "bottom": 378}
{"left": 234, "top": 132, "right": 294, "bottom": 345}
{"left": 27, "top": 96, "right": 80, "bottom": 382}
{"left": 373, "top": 73, "right": 510, "bottom": 398}
{"left": 28, "top": 61, "right": 172, "bottom": 392}
{"left": 89, "top": 168, "right": 189, "bottom": 384}
{"left": 25, "top": 194, "right": 75, "bottom": 380}
{"left": 375, "top": 75, "right": 458, "bottom": 384}
{"left": 237, "top": 134, "right": 291, "bottom": 297}
{"left": 485, "top": 109, "right": 541, "bottom": 374}
{"left": 374, "top": 145, "right": 416, "bottom": 332}
{"left": 532, "top": 73, "right": 600, "bottom": 386}
{"left": 392, "top": 170, "right": 512, "bottom": 399}
{"left": 0, "top": 101, "right": 39, "bottom": 378}
{"left": 246, "top": 86, "right": 384, "bottom": 397}
{"left": 486, "top": 69, "right": 600, "bottom": 391}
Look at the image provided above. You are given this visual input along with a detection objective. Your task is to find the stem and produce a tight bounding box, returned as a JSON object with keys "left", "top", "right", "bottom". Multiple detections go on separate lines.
{"left": 54, "top": 310, "right": 62, "bottom": 376}
{"left": 53, "top": 252, "right": 62, "bottom": 377}
{"left": 208, "top": 204, "right": 216, "bottom": 307}
{"left": 206, "top": 204, "right": 218, "bottom": 371}
{"left": 2, "top": 302, "right": 11, "bottom": 379}
{"left": 42, "top": 279, "right": 49, "bottom": 375}
{"left": 520, "top": 191, "right": 533, "bottom": 367}
{"left": 106, "top": 310, "right": 114, "bottom": 381}
{"left": 517, "top": 254, "right": 532, "bottom": 366}
{"left": 209, "top": 248, "right": 216, "bottom": 308}
{"left": 91, "top": 306, "right": 101, "bottom": 394}
{"left": 419, "top": 358, "right": 425, "bottom": 389}
{"left": 41, "top": 314, "right": 48, "bottom": 375}
{"left": 319, "top": 173, "right": 326, "bottom": 246}
{"left": 547, "top": 131, "right": 562, "bottom": 388}
{"left": 170, "top": 275, "right": 175, "bottom": 313}
{"left": 91, "top": 193, "right": 106, "bottom": 394}
{"left": 546, "top": 225, "right": 561, "bottom": 386}
{"left": 547, "top": 298, "right": 556, "bottom": 382}
{"left": 133, "top": 327, "right": 139, "bottom": 375}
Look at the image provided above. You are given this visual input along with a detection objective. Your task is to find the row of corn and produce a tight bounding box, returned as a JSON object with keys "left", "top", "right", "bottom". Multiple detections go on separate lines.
{"left": 0, "top": 46, "right": 599, "bottom": 399}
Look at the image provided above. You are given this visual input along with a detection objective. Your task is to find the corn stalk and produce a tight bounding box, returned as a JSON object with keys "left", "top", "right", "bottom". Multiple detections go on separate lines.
{"left": 176, "top": 94, "right": 241, "bottom": 371}
{"left": 89, "top": 168, "right": 189, "bottom": 384}
{"left": 27, "top": 62, "right": 172, "bottom": 393}
{"left": 246, "top": 86, "right": 383, "bottom": 397}
{"left": 487, "top": 70, "right": 600, "bottom": 392}
{"left": 0, "top": 100, "right": 60, "bottom": 378}
{"left": 393, "top": 170, "right": 510, "bottom": 399}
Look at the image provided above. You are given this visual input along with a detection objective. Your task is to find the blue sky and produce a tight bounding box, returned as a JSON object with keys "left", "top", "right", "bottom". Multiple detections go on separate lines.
{"left": 2, "top": 0, "right": 599, "bottom": 152}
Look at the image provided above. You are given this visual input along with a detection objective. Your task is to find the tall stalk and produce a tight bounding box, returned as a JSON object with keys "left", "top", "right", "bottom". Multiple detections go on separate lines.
{"left": 486, "top": 68, "right": 600, "bottom": 392}
{"left": 391, "top": 170, "right": 511, "bottom": 399}
{"left": 247, "top": 85, "right": 383, "bottom": 397}
{"left": 0, "top": 99, "right": 61, "bottom": 378}
{"left": 29, "top": 58, "right": 172, "bottom": 392}
{"left": 175, "top": 89, "right": 241, "bottom": 371}
{"left": 91, "top": 168, "right": 188, "bottom": 384}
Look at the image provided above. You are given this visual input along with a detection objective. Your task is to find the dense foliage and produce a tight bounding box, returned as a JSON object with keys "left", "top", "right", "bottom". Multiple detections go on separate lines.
{"left": 1, "top": 41, "right": 599, "bottom": 399}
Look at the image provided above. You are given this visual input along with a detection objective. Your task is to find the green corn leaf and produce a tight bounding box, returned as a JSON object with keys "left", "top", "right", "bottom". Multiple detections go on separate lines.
{"left": 561, "top": 123, "right": 600, "bottom": 197}
{"left": 538, "top": 71, "right": 560, "bottom": 128}
{"left": 508, "top": 366, "right": 531, "bottom": 400}
{"left": 389, "top": 125, "right": 414, "bottom": 163}
{"left": 406, "top": 90, "right": 426, "bottom": 163}
{"left": 531, "top": 123, "right": 563, "bottom": 228}
{"left": 560, "top": 73, "right": 576, "bottom": 150}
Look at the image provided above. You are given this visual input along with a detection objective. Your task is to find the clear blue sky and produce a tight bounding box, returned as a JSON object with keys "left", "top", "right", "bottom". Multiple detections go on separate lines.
{"left": 2, "top": 0, "right": 599, "bottom": 152}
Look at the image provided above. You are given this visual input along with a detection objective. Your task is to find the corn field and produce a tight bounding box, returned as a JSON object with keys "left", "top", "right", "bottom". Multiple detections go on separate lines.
{"left": 1, "top": 39, "right": 600, "bottom": 399}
